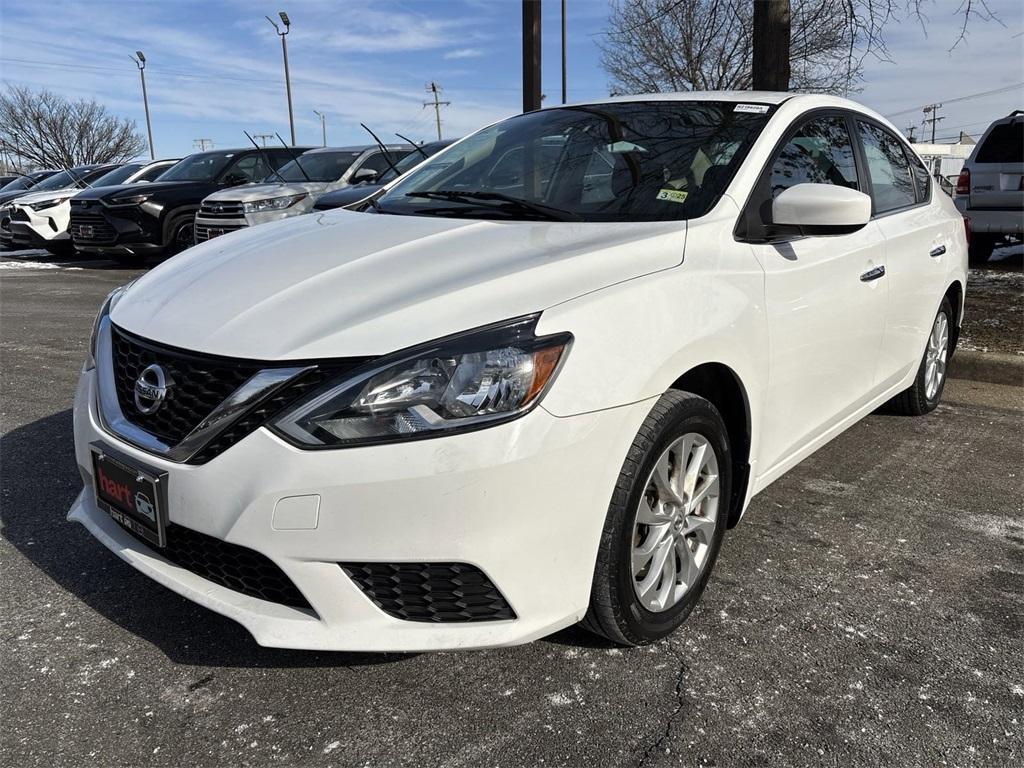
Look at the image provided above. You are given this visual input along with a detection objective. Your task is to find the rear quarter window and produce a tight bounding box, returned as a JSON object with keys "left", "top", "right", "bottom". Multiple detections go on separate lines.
{"left": 975, "top": 121, "right": 1023, "bottom": 163}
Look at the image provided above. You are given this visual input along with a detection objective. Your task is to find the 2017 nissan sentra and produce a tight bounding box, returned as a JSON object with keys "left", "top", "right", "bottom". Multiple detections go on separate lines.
{"left": 69, "top": 92, "right": 967, "bottom": 651}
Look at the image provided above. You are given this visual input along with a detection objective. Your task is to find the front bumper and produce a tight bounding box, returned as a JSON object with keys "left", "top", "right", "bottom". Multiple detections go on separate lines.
{"left": 194, "top": 205, "right": 311, "bottom": 243}
{"left": 1, "top": 204, "right": 70, "bottom": 247}
{"left": 69, "top": 203, "right": 163, "bottom": 255}
{"left": 70, "top": 367, "right": 653, "bottom": 651}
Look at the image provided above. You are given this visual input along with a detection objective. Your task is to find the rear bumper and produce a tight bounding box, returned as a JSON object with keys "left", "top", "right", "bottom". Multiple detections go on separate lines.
{"left": 70, "top": 367, "right": 654, "bottom": 651}
{"left": 954, "top": 202, "right": 1024, "bottom": 235}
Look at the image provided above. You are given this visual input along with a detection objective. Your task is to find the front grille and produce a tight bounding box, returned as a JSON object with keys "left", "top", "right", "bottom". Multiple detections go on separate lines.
{"left": 117, "top": 519, "right": 313, "bottom": 611}
{"left": 194, "top": 222, "right": 247, "bottom": 242}
{"left": 342, "top": 563, "right": 516, "bottom": 623}
{"left": 198, "top": 201, "right": 245, "bottom": 219}
{"left": 69, "top": 211, "right": 117, "bottom": 244}
{"left": 109, "top": 325, "right": 369, "bottom": 463}
{"left": 112, "top": 326, "right": 257, "bottom": 446}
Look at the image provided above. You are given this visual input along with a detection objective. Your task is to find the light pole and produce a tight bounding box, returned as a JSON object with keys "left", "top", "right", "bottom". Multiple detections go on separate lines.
{"left": 313, "top": 109, "right": 326, "bottom": 146}
{"left": 131, "top": 50, "right": 155, "bottom": 159}
{"left": 266, "top": 11, "right": 296, "bottom": 146}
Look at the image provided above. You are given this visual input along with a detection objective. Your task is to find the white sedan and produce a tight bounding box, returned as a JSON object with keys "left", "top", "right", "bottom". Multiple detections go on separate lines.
{"left": 69, "top": 91, "right": 967, "bottom": 651}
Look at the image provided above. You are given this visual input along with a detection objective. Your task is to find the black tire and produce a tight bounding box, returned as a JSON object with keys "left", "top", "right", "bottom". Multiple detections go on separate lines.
{"left": 165, "top": 217, "right": 195, "bottom": 255}
{"left": 582, "top": 391, "right": 731, "bottom": 646}
{"left": 887, "top": 297, "right": 954, "bottom": 416}
{"left": 968, "top": 235, "right": 996, "bottom": 264}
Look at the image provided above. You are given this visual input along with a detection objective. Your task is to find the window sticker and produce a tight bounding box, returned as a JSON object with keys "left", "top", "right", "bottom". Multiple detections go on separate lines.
{"left": 734, "top": 103, "right": 769, "bottom": 114}
{"left": 656, "top": 189, "right": 688, "bottom": 204}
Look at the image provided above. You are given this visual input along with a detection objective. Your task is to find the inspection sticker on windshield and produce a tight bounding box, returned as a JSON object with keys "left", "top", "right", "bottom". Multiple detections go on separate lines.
{"left": 656, "top": 189, "right": 688, "bottom": 204}
{"left": 734, "top": 103, "right": 769, "bottom": 114}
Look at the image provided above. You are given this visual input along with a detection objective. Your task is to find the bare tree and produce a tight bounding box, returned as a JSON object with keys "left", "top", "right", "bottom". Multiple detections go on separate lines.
{"left": 0, "top": 86, "right": 146, "bottom": 169}
{"left": 603, "top": 1, "right": 1002, "bottom": 96}
{"left": 601, "top": 0, "right": 863, "bottom": 95}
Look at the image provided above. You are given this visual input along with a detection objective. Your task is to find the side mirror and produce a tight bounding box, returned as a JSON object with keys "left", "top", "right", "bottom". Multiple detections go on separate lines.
{"left": 350, "top": 168, "right": 379, "bottom": 185}
{"left": 771, "top": 183, "right": 872, "bottom": 237}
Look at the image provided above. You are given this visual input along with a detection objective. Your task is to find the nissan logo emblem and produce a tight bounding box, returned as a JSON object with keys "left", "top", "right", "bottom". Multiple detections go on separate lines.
{"left": 134, "top": 363, "right": 173, "bottom": 414}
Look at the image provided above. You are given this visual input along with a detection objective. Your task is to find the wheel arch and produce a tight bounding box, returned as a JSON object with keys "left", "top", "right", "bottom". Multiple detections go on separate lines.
{"left": 161, "top": 206, "right": 199, "bottom": 246}
{"left": 669, "top": 362, "right": 751, "bottom": 529}
{"left": 944, "top": 279, "right": 964, "bottom": 352}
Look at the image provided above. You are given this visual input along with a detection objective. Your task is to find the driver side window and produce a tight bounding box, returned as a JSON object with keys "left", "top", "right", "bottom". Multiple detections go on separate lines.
{"left": 769, "top": 116, "right": 859, "bottom": 199}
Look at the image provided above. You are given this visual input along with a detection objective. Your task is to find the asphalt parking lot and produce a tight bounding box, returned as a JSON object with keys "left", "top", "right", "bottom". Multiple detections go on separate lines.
{"left": 2, "top": 250, "right": 1022, "bottom": 768}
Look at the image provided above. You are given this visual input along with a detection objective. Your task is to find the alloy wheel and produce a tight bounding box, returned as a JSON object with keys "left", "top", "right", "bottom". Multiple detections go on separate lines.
{"left": 631, "top": 432, "right": 720, "bottom": 613}
{"left": 924, "top": 311, "right": 949, "bottom": 400}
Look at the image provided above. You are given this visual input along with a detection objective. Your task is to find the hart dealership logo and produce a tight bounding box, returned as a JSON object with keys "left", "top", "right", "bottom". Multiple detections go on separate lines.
{"left": 134, "top": 363, "right": 172, "bottom": 414}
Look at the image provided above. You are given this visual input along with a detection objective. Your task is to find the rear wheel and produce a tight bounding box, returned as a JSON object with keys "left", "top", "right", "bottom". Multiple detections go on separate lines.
{"left": 887, "top": 297, "right": 953, "bottom": 416}
{"left": 582, "top": 391, "right": 731, "bottom": 646}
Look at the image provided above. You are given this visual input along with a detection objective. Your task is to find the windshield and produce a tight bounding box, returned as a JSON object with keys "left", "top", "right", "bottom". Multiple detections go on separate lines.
{"left": 377, "top": 102, "right": 772, "bottom": 222}
{"left": 376, "top": 145, "right": 450, "bottom": 184}
{"left": 159, "top": 152, "right": 237, "bottom": 182}
{"left": 270, "top": 151, "right": 362, "bottom": 182}
{"left": 90, "top": 164, "right": 143, "bottom": 187}
{"left": 31, "top": 170, "right": 78, "bottom": 192}
{"left": 1, "top": 174, "right": 43, "bottom": 192}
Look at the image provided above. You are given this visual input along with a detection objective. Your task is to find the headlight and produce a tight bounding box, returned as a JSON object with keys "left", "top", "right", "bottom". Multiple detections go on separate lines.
{"left": 108, "top": 193, "right": 152, "bottom": 207}
{"left": 242, "top": 194, "right": 307, "bottom": 214}
{"left": 28, "top": 195, "right": 72, "bottom": 211}
{"left": 271, "top": 315, "right": 571, "bottom": 448}
{"left": 85, "top": 283, "right": 132, "bottom": 370}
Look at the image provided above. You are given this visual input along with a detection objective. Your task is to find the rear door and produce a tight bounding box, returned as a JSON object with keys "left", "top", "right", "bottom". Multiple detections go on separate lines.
{"left": 856, "top": 120, "right": 951, "bottom": 387}
{"left": 969, "top": 117, "right": 1024, "bottom": 211}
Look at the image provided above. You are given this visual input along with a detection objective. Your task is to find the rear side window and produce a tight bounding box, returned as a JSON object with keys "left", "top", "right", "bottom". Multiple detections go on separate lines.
{"left": 975, "top": 121, "right": 1023, "bottom": 163}
{"left": 857, "top": 122, "right": 916, "bottom": 213}
{"left": 769, "top": 116, "right": 859, "bottom": 198}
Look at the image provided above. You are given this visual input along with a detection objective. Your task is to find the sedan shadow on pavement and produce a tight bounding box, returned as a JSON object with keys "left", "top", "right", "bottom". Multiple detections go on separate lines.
{"left": 1, "top": 409, "right": 411, "bottom": 670}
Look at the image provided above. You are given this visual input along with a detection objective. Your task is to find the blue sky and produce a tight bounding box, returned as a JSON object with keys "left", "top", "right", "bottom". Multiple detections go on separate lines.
{"left": 0, "top": 0, "right": 1020, "bottom": 159}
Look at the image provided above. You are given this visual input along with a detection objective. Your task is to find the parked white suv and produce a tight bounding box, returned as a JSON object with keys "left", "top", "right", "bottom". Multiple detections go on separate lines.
{"left": 193, "top": 145, "right": 413, "bottom": 242}
{"left": 954, "top": 111, "right": 1023, "bottom": 262}
{"left": 70, "top": 93, "right": 967, "bottom": 651}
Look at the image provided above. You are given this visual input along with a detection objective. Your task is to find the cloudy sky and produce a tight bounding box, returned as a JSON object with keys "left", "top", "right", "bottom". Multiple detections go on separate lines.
{"left": 0, "top": 0, "right": 1020, "bottom": 159}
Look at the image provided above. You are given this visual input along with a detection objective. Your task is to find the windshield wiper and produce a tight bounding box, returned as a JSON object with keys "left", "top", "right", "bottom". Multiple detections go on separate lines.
{"left": 405, "top": 190, "right": 580, "bottom": 221}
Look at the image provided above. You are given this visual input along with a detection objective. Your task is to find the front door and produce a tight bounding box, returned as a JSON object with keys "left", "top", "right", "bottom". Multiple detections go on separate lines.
{"left": 746, "top": 114, "right": 889, "bottom": 474}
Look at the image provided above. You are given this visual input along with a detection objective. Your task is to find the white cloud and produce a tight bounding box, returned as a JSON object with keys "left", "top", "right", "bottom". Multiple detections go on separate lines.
{"left": 444, "top": 48, "right": 484, "bottom": 60}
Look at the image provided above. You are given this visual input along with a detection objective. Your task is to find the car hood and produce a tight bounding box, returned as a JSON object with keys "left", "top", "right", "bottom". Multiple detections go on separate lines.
{"left": 11, "top": 187, "right": 79, "bottom": 206}
{"left": 204, "top": 182, "right": 329, "bottom": 203}
{"left": 315, "top": 184, "right": 381, "bottom": 208}
{"left": 74, "top": 181, "right": 195, "bottom": 201}
{"left": 112, "top": 210, "right": 687, "bottom": 360}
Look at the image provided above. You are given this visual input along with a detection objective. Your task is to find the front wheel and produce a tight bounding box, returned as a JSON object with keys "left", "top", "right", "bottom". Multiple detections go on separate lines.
{"left": 887, "top": 297, "right": 953, "bottom": 416}
{"left": 166, "top": 218, "right": 195, "bottom": 255}
{"left": 582, "top": 391, "right": 731, "bottom": 646}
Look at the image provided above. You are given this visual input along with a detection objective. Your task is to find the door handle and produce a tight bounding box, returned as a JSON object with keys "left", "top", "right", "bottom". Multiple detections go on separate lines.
{"left": 860, "top": 265, "right": 886, "bottom": 282}
{"left": 930, "top": 245, "right": 946, "bottom": 258}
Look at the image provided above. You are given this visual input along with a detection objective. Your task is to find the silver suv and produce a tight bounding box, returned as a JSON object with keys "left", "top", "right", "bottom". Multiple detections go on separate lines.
{"left": 954, "top": 111, "right": 1023, "bottom": 262}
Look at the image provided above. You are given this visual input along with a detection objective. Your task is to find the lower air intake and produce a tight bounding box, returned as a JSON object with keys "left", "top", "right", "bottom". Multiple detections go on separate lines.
{"left": 341, "top": 562, "right": 516, "bottom": 623}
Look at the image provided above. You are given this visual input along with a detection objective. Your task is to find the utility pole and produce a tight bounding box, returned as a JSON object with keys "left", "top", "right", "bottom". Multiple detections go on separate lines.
{"left": 423, "top": 82, "right": 450, "bottom": 141}
{"left": 560, "top": 0, "right": 567, "bottom": 103}
{"left": 193, "top": 138, "right": 213, "bottom": 151}
{"left": 131, "top": 50, "right": 155, "bottom": 159}
{"left": 522, "top": 0, "right": 542, "bottom": 112}
{"left": 313, "top": 110, "right": 326, "bottom": 146}
{"left": 266, "top": 11, "right": 296, "bottom": 146}
{"left": 922, "top": 104, "right": 944, "bottom": 143}
{"left": 253, "top": 133, "right": 274, "bottom": 147}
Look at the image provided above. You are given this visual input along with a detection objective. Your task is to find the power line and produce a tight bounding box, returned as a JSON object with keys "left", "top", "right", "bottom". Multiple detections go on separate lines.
{"left": 884, "top": 83, "right": 1024, "bottom": 119}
